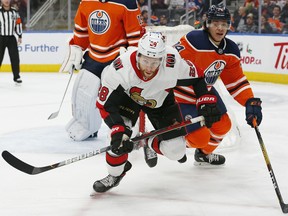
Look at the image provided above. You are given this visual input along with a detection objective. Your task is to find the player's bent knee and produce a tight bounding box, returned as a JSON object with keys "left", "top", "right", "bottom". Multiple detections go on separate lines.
{"left": 210, "top": 113, "right": 232, "bottom": 135}
{"left": 159, "top": 137, "right": 186, "bottom": 160}
{"left": 185, "top": 126, "right": 210, "bottom": 148}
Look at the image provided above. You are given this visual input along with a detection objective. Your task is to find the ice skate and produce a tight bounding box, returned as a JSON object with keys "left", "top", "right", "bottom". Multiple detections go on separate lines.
{"left": 92, "top": 161, "right": 132, "bottom": 193}
{"left": 194, "top": 148, "right": 225, "bottom": 166}
{"left": 143, "top": 144, "right": 158, "bottom": 168}
{"left": 14, "top": 78, "right": 22, "bottom": 84}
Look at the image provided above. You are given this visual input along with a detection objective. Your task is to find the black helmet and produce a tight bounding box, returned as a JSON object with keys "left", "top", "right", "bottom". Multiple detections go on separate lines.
{"left": 207, "top": 4, "right": 231, "bottom": 23}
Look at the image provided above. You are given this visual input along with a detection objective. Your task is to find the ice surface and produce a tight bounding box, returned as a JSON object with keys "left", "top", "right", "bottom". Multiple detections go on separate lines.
{"left": 0, "top": 72, "right": 288, "bottom": 216}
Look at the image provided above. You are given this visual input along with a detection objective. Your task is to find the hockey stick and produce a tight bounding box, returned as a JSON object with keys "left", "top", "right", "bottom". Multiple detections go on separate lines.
{"left": 2, "top": 116, "right": 204, "bottom": 175}
{"left": 48, "top": 68, "right": 74, "bottom": 120}
{"left": 253, "top": 119, "right": 288, "bottom": 213}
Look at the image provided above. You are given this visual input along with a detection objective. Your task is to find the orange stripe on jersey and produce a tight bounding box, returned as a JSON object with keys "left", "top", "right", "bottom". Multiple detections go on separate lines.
{"left": 71, "top": 0, "right": 142, "bottom": 63}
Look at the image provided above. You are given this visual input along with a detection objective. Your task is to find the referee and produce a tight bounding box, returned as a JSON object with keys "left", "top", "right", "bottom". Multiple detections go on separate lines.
{"left": 0, "top": 0, "right": 22, "bottom": 83}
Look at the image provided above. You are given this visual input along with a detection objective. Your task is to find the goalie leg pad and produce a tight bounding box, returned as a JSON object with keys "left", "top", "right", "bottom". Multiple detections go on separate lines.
{"left": 66, "top": 69, "right": 102, "bottom": 141}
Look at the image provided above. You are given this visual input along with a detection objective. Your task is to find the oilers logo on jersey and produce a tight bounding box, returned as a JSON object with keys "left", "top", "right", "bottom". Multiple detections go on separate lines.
{"left": 89, "top": 10, "right": 110, "bottom": 34}
{"left": 204, "top": 60, "right": 226, "bottom": 85}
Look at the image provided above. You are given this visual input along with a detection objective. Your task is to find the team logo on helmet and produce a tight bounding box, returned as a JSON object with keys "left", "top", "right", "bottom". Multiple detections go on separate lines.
{"left": 89, "top": 10, "right": 110, "bottom": 34}
{"left": 204, "top": 60, "right": 226, "bottom": 85}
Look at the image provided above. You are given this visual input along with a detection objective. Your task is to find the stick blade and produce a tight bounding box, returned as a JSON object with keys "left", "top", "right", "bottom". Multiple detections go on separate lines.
{"left": 281, "top": 203, "right": 288, "bottom": 213}
{"left": 48, "top": 111, "right": 59, "bottom": 120}
{"left": 2, "top": 151, "right": 36, "bottom": 175}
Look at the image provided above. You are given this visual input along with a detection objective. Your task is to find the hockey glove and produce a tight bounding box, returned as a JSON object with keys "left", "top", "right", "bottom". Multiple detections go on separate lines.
{"left": 196, "top": 94, "right": 221, "bottom": 128}
{"left": 245, "top": 98, "right": 262, "bottom": 127}
{"left": 110, "top": 125, "right": 134, "bottom": 155}
{"left": 59, "top": 45, "right": 83, "bottom": 73}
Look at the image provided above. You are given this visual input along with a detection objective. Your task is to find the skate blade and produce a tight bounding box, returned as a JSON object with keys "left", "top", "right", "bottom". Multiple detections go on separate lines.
{"left": 193, "top": 161, "right": 225, "bottom": 167}
{"left": 145, "top": 158, "right": 158, "bottom": 168}
{"left": 90, "top": 191, "right": 98, "bottom": 197}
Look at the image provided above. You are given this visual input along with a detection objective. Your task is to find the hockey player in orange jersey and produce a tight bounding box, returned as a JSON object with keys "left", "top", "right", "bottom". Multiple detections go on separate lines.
{"left": 59, "top": 0, "right": 144, "bottom": 141}
{"left": 170, "top": 5, "right": 263, "bottom": 166}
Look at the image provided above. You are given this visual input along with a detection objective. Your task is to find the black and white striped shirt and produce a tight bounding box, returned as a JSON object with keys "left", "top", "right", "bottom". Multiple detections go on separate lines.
{"left": 0, "top": 6, "right": 22, "bottom": 38}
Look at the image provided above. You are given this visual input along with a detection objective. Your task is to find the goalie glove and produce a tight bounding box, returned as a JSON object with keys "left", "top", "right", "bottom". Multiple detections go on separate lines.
{"left": 59, "top": 45, "right": 83, "bottom": 73}
{"left": 196, "top": 94, "right": 221, "bottom": 128}
{"left": 110, "top": 125, "right": 134, "bottom": 155}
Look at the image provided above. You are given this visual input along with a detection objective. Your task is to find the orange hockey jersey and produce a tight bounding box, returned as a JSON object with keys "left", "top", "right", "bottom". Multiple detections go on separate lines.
{"left": 173, "top": 30, "right": 254, "bottom": 106}
{"left": 70, "top": 0, "right": 143, "bottom": 63}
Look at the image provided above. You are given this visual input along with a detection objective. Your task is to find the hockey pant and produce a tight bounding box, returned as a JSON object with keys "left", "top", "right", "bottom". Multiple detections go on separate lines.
{"left": 185, "top": 113, "right": 231, "bottom": 154}
{"left": 66, "top": 69, "right": 102, "bottom": 141}
{"left": 178, "top": 88, "right": 231, "bottom": 154}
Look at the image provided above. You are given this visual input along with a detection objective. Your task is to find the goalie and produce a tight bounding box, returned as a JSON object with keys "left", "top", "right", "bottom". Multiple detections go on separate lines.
{"left": 59, "top": 0, "right": 143, "bottom": 141}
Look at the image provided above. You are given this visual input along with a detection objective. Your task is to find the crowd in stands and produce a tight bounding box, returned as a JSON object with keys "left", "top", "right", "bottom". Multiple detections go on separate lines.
{"left": 7, "top": 0, "right": 288, "bottom": 34}
{"left": 139, "top": 0, "right": 288, "bottom": 34}
{"left": 231, "top": 0, "right": 288, "bottom": 34}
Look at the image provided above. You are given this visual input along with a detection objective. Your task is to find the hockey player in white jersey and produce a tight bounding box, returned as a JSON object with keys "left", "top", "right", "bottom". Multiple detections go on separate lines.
{"left": 93, "top": 32, "right": 222, "bottom": 193}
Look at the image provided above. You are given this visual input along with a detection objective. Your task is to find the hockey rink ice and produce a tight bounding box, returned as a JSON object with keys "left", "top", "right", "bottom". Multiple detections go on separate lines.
{"left": 0, "top": 72, "right": 288, "bottom": 216}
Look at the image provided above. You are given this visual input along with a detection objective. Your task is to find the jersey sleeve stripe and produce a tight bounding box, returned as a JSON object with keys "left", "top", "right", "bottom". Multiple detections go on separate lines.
{"left": 126, "top": 31, "right": 141, "bottom": 37}
{"left": 74, "top": 24, "right": 88, "bottom": 31}
{"left": 74, "top": 32, "right": 89, "bottom": 38}
{"left": 225, "top": 76, "right": 247, "bottom": 89}
{"left": 230, "top": 85, "right": 251, "bottom": 98}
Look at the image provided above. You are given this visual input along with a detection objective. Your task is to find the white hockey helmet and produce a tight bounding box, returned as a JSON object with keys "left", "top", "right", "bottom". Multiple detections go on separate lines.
{"left": 137, "top": 32, "right": 166, "bottom": 59}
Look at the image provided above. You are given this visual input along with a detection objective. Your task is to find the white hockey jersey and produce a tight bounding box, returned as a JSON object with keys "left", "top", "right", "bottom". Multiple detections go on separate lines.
{"left": 97, "top": 46, "right": 203, "bottom": 110}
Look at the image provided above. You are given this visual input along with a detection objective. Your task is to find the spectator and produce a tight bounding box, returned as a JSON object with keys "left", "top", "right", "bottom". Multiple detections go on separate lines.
{"left": 233, "top": 6, "right": 248, "bottom": 32}
{"left": 268, "top": 5, "right": 284, "bottom": 33}
{"left": 159, "top": 15, "right": 168, "bottom": 25}
{"left": 237, "top": 13, "right": 258, "bottom": 33}
{"left": 262, "top": 0, "right": 277, "bottom": 18}
{"left": 261, "top": 14, "right": 274, "bottom": 33}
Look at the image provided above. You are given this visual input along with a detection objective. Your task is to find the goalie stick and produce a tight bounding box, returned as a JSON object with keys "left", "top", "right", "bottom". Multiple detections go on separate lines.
{"left": 2, "top": 116, "right": 204, "bottom": 175}
{"left": 253, "top": 119, "right": 288, "bottom": 213}
{"left": 48, "top": 68, "right": 74, "bottom": 120}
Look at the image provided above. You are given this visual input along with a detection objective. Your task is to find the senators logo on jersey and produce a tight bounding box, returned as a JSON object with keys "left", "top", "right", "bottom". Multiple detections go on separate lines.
{"left": 89, "top": 10, "right": 110, "bottom": 34}
{"left": 130, "top": 87, "right": 157, "bottom": 108}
